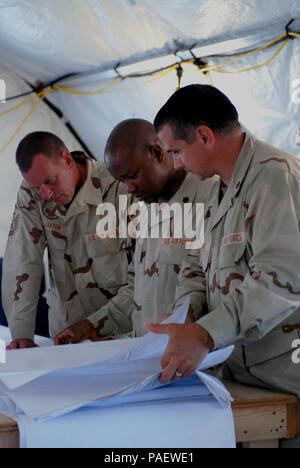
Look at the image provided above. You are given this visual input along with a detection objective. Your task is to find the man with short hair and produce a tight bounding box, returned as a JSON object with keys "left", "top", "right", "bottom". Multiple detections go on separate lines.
{"left": 54, "top": 119, "right": 217, "bottom": 344}
{"left": 2, "top": 131, "right": 133, "bottom": 349}
{"left": 146, "top": 85, "right": 300, "bottom": 406}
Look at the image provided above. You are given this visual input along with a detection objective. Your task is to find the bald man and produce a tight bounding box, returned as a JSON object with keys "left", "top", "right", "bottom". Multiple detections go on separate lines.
{"left": 55, "top": 119, "right": 218, "bottom": 343}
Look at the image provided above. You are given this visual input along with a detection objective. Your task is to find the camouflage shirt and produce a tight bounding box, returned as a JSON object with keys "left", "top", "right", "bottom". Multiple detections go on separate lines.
{"left": 2, "top": 159, "right": 133, "bottom": 341}
{"left": 174, "top": 134, "right": 300, "bottom": 396}
{"left": 88, "top": 173, "right": 218, "bottom": 337}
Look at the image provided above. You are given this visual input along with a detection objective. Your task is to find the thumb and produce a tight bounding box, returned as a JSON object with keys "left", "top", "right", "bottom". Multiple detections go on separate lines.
{"left": 144, "top": 322, "right": 170, "bottom": 335}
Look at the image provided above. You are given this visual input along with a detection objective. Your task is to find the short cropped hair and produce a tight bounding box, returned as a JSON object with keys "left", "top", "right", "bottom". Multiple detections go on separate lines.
{"left": 154, "top": 84, "right": 239, "bottom": 142}
{"left": 16, "top": 131, "right": 68, "bottom": 173}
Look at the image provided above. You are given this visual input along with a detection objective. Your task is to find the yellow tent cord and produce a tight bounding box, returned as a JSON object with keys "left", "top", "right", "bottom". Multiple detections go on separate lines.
{"left": 0, "top": 88, "right": 51, "bottom": 117}
{"left": 52, "top": 64, "right": 179, "bottom": 96}
{"left": 212, "top": 38, "right": 291, "bottom": 74}
{"left": 50, "top": 31, "right": 292, "bottom": 96}
{"left": 52, "top": 76, "right": 122, "bottom": 95}
{"left": 0, "top": 30, "right": 298, "bottom": 119}
{"left": 0, "top": 88, "right": 51, "bottom": 154}
{"left": 197, "top": 32, "right": 288, "bottom": 74}
{"left": 102, "top": 64, "right": 179, "bottom": 94}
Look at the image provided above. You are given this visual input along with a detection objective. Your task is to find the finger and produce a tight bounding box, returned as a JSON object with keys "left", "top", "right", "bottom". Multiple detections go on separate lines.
{"left": 182, "top": 364, "right": 198, "bottom": 379}
{"left": 89, "top": 330, "right": 105, "bottom": 342}
{"left": 7, "top": 341, "right": 18, "bottom": 350}
{"left": 144, "top": 322, "right": 170, "bottom": 335}
{"left": 54, "top": 334, "right": 66, "bottom": 345}
{"left": 175, "top": 359, "right": 193, "bottom": 380}
{"left": 55, "top": 331, "right": 74, "bottom": 345}
{"left": 159, "top": 356, "right": 179, "bottom": 384}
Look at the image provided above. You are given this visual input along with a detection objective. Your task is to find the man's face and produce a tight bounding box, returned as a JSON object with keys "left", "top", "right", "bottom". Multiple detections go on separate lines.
{"left": 22, "top": 153, "right": 76, "bottom": 205}
{"left": 158, "top": 123, "right": 213, "bottom": 180}
{"left": 106, "top": 146, "right": 170, "bottom": 204}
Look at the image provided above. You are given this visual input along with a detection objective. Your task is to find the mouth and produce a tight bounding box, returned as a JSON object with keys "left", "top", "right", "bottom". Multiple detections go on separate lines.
{"left": 55, "top": 194, "right": 67, "bottom": 204}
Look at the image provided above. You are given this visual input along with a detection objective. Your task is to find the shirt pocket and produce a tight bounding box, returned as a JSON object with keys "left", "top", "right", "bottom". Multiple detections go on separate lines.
{"left": 244, "top": 328, "right": 299, "bottom": 368}
{"left": 219, "top": 242, "right": 247, "bottom": 270}
{"left": 86, "top": 238, "right": 130, "bottom": 289}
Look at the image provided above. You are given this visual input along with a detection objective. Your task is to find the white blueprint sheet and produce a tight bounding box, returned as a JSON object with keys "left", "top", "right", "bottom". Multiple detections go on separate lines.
{"left": 0, "top": 299, "right": 236, "bottom": 447}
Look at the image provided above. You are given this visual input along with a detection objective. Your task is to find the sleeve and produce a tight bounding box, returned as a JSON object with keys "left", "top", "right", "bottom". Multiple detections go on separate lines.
{"left": 197, "top": 169, "right": 300, "bottom": 348}
{"left": 172, "top": 249, "right": 208, "bottom": 320}
{"left": 87, "top": 181, "right": 136, "bottom": 336}
{"left": 87, "top": 259, "right": 135, "bottom": 336}
{"left": 2, "top": 186, "right": 46, "bottom": 340}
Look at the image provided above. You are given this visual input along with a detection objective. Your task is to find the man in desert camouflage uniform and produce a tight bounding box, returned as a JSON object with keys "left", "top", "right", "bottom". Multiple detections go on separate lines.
{"left": 147, "top": 85, "right": 300, "bottom": 431}
{"left": 2, "top": 132, "right": 133, "bottom": 349}
{"left": 55, "top": 119, "right": 217, "bottom": 343}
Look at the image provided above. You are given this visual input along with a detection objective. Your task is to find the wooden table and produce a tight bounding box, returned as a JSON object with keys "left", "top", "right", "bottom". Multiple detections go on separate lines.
{"left": 0, "top": 381, "right": 298, "bottom": 448}
{"left": 0, "top": 413, "right": 19, "bottom": 448}
{"left": 224, "top": 380, "right": 299, "bottom": 448}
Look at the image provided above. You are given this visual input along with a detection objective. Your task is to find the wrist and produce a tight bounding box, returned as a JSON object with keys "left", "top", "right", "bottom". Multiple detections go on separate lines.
{"left": 193, "top": 323, "right": 215, "bottom": 350}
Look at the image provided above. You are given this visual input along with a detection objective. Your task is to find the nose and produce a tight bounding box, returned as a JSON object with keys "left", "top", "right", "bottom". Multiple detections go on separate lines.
{"left": 173, "top": 153, "right": 185, "bottom": 170}
{"left": 125, "top": 180, "right": 137, "bottom": 194}
{"left": 39, "top": 184, "right": 54, "bottom": 201}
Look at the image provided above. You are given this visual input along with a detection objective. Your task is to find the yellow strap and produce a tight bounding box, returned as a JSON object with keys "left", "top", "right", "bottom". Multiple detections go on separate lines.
{"left": 0, "top": 88, "right": 51, "bottom": 154}
{"left": 0, "top": 88, "right": 51, "bottom": 117}
{"left": 213, "top": 38, "right": 291, "bottom": 74}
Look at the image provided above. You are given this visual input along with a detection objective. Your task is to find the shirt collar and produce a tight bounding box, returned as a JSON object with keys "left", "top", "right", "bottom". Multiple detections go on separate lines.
{"left": 229, "top": 133, "right": 257, "bottom": 198}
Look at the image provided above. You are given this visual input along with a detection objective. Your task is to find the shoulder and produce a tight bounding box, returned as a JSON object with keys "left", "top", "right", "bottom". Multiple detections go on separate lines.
{"left": 250, "top": 139, "right": 300, "bottom": 182}
{"left": 17, "top": 181, "right": 40, "bottom": 207}
{"left": 244, "top": 141, "right": 300, "bottom": 206}
{"left": 91, "top": 159, "right": 128, "bottom": 200}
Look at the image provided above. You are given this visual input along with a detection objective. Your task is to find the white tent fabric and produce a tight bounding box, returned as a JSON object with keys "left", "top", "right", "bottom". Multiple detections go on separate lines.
{"left": 0, "top": 0, "right": 300, "bottom": 256}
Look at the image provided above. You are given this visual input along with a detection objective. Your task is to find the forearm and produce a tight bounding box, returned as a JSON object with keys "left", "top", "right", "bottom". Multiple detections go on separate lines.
{"left": 87, "top": 262, "right": 135, "bottom": 336}
{"left": 197, "top": 270, "right": 300, "bottom": 349}
{"left": 2, "top": 188, "right": 46, "bottom": 340}
{"left": 173, "top": 251, "right": 208, "bottom": 320}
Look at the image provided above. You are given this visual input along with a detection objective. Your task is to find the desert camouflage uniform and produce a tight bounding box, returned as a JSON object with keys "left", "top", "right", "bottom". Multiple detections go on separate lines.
{"left": 174, "top": 134, "right": 300, "bottom": 399}
{"left": 88, "top": 173, "right": 218, "bottom": 337}
{"left": 2, "top": 159, "right": 133, "bottom": 340}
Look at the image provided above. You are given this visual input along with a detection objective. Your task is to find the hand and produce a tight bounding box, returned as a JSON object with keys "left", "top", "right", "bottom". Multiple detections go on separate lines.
{"left": 6, "top": 339, "right": 39, "bottom": 350}
{"left": 145, "top": 322, "right": 214, "bottom": 384}
{"left": 54, "top": 320, "right": 106, "bottom": 345}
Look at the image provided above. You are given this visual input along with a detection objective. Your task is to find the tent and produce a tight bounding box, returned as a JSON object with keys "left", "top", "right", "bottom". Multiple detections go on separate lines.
{"left": 0, "top": 0, "right": 300, "bottom": 255}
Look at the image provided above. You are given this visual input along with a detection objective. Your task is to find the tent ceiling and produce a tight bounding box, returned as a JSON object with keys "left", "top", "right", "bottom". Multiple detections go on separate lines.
{"left": 0, "top": 0, "right": 300, "bottom": 174}
{"left": 0, "top": 0, "right": 299, "bottom": 84}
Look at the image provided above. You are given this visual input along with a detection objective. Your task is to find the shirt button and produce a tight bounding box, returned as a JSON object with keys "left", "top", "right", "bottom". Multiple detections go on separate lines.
{"left": 183, "top": 197, "right": 189, "bottom": 203}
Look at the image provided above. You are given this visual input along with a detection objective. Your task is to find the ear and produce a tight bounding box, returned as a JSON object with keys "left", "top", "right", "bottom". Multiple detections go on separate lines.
{"left": 149, "top": 144, "right": 165, "bottom": 163}
{"left": 60, "top": 150, "right": 74, "bottom": 169}
{"left": 195, "top": 125, "right": 216, "bottom": 149}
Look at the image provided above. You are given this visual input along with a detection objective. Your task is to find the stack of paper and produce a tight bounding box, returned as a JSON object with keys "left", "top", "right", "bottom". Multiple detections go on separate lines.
{"left": 0, "top": 299, "right": 236, "bottom": 448}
